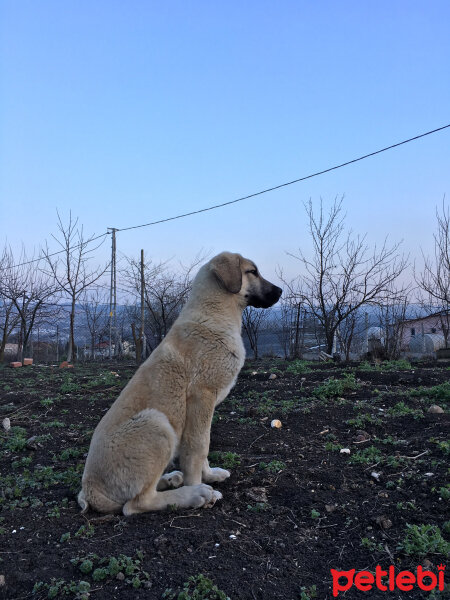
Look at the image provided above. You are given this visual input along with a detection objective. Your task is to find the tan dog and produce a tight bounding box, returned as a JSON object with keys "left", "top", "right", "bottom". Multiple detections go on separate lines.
{"left": 78, "top": 252, "right": 282, "bottom": 515}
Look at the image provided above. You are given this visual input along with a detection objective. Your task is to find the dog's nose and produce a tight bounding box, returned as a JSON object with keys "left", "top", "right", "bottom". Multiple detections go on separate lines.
{"left": 274, "top": 286, "right": 282, "bottom": 298}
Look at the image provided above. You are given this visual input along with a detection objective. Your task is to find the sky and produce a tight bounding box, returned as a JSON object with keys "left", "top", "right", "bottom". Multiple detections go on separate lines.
{"left": 1, "top": 0, "right": 449, "bottom": 286}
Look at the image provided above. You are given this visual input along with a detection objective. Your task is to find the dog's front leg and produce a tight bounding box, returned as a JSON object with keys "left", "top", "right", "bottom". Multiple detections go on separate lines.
{"left": 202, "top": 458, "right": 231, "bottom": 483}
{"left": 180, "top": 392, "right": 214, "bottom": 486}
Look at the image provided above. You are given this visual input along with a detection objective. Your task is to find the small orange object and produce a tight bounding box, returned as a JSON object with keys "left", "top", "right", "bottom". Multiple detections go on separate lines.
{"left": 10, "top": 362, "right": 22, "bottom": 368}
{"left": 59, "top": 361, "right": 69, "bottom": 368}
{"left": 23, "top": 358, "right": 33, "bottom": 366}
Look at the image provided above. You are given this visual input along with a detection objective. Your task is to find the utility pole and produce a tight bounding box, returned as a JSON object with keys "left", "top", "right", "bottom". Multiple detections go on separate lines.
{"left": 140, "top": 249, "right": 145, "bottom": 362}
{"left": 108, "top": 228, "right": 117, "bottom": 359}
{"left": 364, "top": 312, "right": 369, "bottom": 355}
{"left": 56, "top": 325, "right": 59, "bottom": 362}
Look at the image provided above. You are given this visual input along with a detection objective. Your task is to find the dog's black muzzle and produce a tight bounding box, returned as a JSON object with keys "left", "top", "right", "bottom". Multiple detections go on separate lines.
{"left": 247, "top": 283, "right": 282, "bottom": 309}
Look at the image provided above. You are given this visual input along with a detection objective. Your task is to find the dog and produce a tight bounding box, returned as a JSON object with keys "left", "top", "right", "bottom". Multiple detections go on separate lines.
{"left": 78, "top": 252, "right": 282, "bottom": 515}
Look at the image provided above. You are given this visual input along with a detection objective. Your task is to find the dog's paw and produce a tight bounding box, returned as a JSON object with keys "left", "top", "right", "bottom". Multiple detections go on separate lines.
{"left": 190, "top": 484, "right": 222, "bottom": 509}
{"left": 164, "top": 470, "right": 184, "bottom": 488}
{"left": 203, "top": 467, "right": 231, "bottom": 483}
{"left": 157, "top": 470, "right": 184, "bottom": 491}
{"left": 204, "top": 489, "right": 223, "bottom": 509}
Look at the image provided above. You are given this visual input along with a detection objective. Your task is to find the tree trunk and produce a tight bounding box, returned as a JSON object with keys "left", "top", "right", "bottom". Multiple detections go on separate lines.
{"left": 68, "top": 300, "right": 76, "bottom": 362}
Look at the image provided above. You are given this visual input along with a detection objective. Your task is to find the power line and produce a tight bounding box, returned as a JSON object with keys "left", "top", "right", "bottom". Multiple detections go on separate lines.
{"left": 2, "top": 122, "right": 449, "bottom": 270}
{"left": 115, "top": 123, "right": 450, "bottom": 233}
{"left": 1, "top": 232, "right": 110, "bottom": 271}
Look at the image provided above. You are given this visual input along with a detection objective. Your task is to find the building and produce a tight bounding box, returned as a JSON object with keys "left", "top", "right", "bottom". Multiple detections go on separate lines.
{"left": 399, "top": 310, "right": 449, "bottom": 353}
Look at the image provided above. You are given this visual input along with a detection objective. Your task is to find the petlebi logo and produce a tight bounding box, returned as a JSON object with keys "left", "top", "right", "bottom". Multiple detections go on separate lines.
{"left": 330, "top": 564, "right": 446, "bottom": 597}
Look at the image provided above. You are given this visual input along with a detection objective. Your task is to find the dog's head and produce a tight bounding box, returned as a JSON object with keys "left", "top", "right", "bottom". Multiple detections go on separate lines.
{"left": 210, "top": 252, "right": 282, "bottom": 308}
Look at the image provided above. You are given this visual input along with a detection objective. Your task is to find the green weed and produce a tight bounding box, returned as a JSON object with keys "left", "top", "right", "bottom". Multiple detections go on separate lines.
{"left": 348, "top": 446, "right": 383, "bottom": 465}
{"left": 33, "top": 578, "right": 91, "bottom": 599}
{"left": 208, "top": 451, "right": 241, "bottom": 469}
{"left": 71, "top": 550, "right": 150, "bottom": 589}
{"left": 313, "top": 373, "right": 360, "bottom": 399}
{"left": 247, "top": 502, "right": 271, "bottom": 512}
{"left": 286, "top": 360, "right": 312, "bottom": 375}
{"left": 163, "top": 574, "right": 230, "bottom": 600}
{"left": 387, "top": 401, "right": 423, "bottom": 419}
{"left": 397, "top": 524, "right": 450, "bottom": 557}
{"left": 259, "top": 460, "right": 286, "bottom": 473}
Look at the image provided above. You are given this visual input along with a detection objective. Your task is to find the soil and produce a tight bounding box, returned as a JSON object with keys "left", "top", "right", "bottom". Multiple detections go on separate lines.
{"left": 0, "top": 359, "right": 449, "bottom": 600}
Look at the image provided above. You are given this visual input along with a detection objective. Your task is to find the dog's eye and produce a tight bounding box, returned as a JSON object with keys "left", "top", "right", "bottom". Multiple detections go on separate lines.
{"left": 246, "top": 269, "right": 258, "bottom": 276}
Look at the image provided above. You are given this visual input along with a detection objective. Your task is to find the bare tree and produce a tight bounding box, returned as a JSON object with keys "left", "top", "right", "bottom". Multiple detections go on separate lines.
{"left": 121, "top": 252, "right": 205, "bottom": 353}
{"left": 242, "top": 306, "right": 271, "bottom": 359}
{"left": 416, "top": 199, "right": 450, "bottom": 346}
{"left": 0, "top": 246, "right": 60, "bottom": 362}
{"left": 336, "top": 308, "right": 364, "bottom": 361}
{"left": 275, "top": 272, "right": 306, "bottom": 358}
{"left": 273, "top": 299, "right": 294, "bottom": 359}
{"left": 287, "top": 198, "right": 408, "bottom": 355}
{"left": 375, "top": 289, "right": 411, "bottom": 359}
{"left": 42, "top": 212, "right": 109, "bottom": 362}
{"left": 0, "top": 246, "right": 21, "bottom": 361}
{"left": 80, "top": 288, "right": 109, "bottom": 359}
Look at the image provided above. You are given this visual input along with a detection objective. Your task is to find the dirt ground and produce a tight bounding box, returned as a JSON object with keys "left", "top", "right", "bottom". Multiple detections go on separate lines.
{"left": 0, "top": 358, "right": 449, "bottom": 600}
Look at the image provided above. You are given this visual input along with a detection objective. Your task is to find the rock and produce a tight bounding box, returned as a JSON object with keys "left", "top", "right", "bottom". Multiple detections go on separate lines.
{"left": 375, "top": 515, "right": 392, "bottom": 530}
{"left": 2, "top": 418, "right": 11, "bottom": 432}
{"left": 153, "top": 534, "right": 169, "bottom": 548}
{"left": 0, "top": 575, "right": 5, "bottom": 587}
{"left": 116, "top": 572, "right": 125, "bottom": 581}
{"left": 271, "top": 419, "right": 282, "bottom": 429}
{"left": 371, "top": 471, "right": 381, "bottom": 481}
{"left": 26, "top": 436, "right": 40, "bottom": 450}
{"left": 354, "top": 430, "right": 370, "bottom": 442}
{"left": 268, "top": 373, "right": 277, "bottom": 380}
{"left": 428, "top": 405, "right": 444, "bottom": 414}
{"left": 246, "top": 487, "right": 268, "bottom": 503}
{"left": 340, "top": 448, "right": 351, "bottom": 455}
{"left": 325, "top": 504, "right": 337, "bottom": 513}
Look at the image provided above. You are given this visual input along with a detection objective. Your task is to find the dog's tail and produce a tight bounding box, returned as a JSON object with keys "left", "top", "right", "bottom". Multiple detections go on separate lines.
{"left": 77, "top": 486, "right": 123, "bottom": 514}
{"left": 77, "top": 489, "right": 89, "bottom": 514}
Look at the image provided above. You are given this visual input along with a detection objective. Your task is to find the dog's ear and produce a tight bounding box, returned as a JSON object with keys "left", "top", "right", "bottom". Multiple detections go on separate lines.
{"left": 211, "top": 253, "right": 242, "bottom": 294}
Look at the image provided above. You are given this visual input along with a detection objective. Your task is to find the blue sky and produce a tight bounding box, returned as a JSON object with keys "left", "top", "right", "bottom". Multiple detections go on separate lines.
{"left": 1, "top": 1, "right": 449, "bottom": 282}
